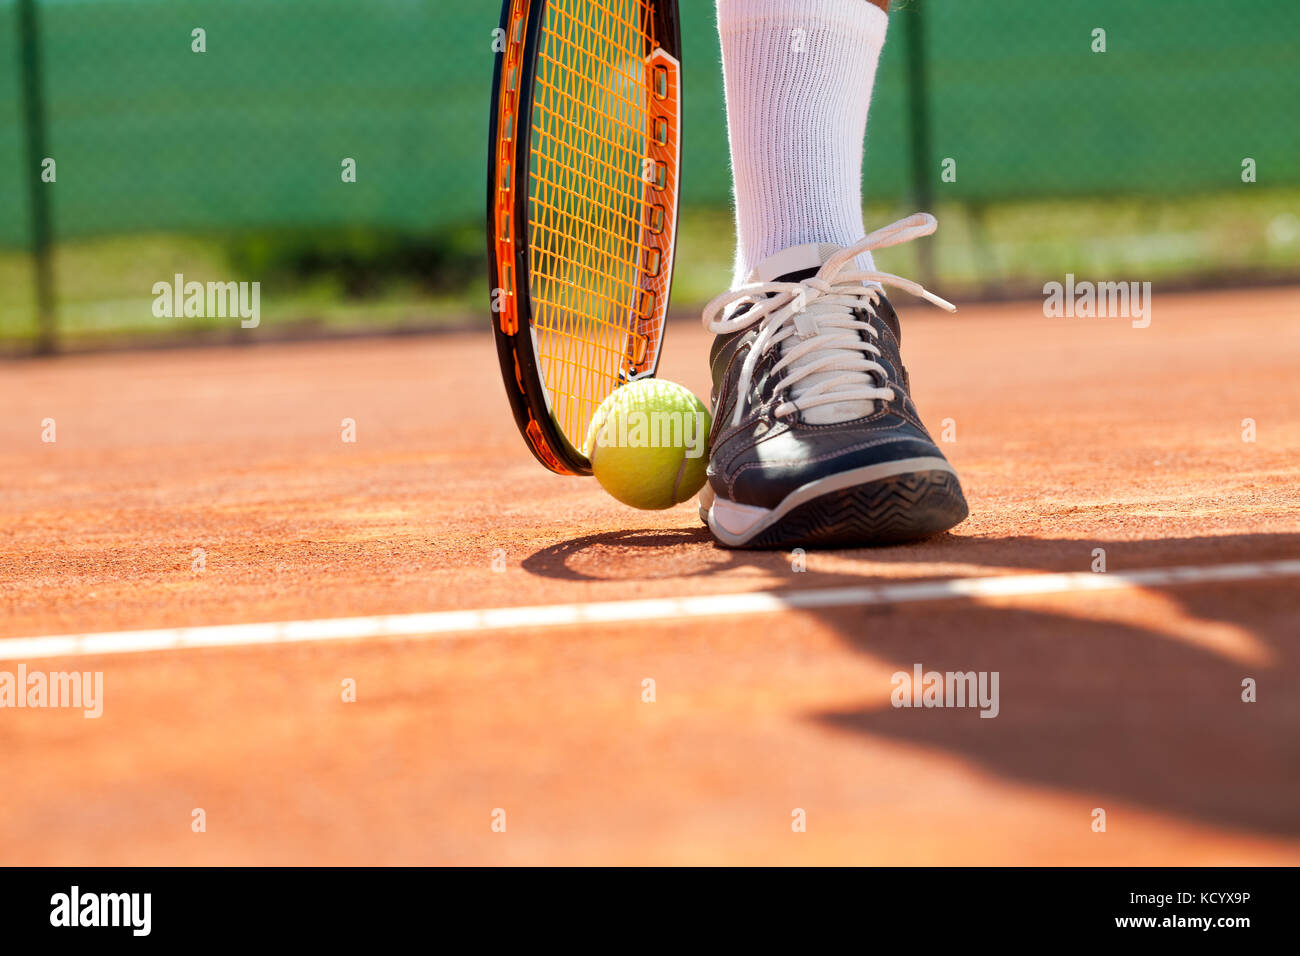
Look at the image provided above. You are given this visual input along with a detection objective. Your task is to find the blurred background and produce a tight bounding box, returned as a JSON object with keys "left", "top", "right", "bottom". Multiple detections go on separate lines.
{"left": 1, "top": 0, "right": 1297, "bottom": 355}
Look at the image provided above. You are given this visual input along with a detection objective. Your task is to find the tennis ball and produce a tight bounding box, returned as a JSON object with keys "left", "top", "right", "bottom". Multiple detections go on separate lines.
{"left": 584, "top": 379, "right": 712, "bottom": 510}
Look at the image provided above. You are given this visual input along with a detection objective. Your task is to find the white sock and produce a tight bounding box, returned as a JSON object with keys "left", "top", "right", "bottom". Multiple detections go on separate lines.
{"left": 717, "top": 0, "right": 889, "bottom": 287}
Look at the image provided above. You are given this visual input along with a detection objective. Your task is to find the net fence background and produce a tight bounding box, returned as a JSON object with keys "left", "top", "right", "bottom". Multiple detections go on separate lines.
{"left": 1, "top": 0, "right": 1297, "bottom": 248}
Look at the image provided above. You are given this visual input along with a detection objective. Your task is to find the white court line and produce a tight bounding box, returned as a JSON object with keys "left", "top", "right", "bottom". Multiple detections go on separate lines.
{"left": 2, "top": 559, "right": 1298, "bottom": 663}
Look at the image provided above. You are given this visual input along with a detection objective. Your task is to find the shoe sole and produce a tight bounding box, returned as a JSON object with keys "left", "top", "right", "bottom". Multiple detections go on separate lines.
{"left": 703, "top": 456, "right": 969, "bottom": 549}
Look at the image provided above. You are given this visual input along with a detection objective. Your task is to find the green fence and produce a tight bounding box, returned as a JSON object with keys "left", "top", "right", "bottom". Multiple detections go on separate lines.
{"left": 2, "top": 0, "right": 487, "bottom": 245}
{"left": 2, "top": 0, "right": 1298, "bottom": 344}
{"left": 6, "top": 0, "right": 1299, "bottom": 244}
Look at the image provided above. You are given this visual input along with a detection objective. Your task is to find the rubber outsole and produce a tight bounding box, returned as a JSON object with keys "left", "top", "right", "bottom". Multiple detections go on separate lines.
{"left": 718, "top": 469, "right": 969, "bottom": 550}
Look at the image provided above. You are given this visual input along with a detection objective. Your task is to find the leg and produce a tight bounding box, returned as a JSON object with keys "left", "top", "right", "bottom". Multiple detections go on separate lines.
{"left": 701, "top": 0, "right": 967, "bottom": 548}
{"left": 717, "top": 0, "right": 890, "bottom": 286}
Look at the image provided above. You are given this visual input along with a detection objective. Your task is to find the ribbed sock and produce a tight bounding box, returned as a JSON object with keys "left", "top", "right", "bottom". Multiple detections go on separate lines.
{"left": 716, "top": 0, "right": 889, "bottom": 286}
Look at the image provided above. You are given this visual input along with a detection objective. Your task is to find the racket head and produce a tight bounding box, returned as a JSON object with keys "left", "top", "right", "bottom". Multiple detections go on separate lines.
{"left": 488, "top": 0, "right": 682, "bottom": 476}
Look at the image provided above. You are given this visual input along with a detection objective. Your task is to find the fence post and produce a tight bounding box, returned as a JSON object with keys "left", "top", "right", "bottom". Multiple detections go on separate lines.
{"left": 899, "top": 0, "right": 935, "bottom": 289}
{"left": 17, "top": 0, "right": 56, "bottom": 355}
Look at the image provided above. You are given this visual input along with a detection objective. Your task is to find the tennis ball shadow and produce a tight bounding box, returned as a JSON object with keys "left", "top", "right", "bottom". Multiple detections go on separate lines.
{"left": 521, "top": 527, "right": 737, "bottom": 581}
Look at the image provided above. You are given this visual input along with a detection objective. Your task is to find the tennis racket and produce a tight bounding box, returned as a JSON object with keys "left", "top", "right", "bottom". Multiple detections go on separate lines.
{"left": 488, "top": 0, "right": 682, "bottom": 475}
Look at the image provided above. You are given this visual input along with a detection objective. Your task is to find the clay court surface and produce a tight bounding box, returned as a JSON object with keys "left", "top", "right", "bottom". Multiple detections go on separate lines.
{"left": 2, "top": 286, "right": 1298, "bottom": 865}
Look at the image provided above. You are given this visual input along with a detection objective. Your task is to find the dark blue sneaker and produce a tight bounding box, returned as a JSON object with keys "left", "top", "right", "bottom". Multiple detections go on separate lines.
{"left": 699, "top": 214, "right": 968, "bottom": 548}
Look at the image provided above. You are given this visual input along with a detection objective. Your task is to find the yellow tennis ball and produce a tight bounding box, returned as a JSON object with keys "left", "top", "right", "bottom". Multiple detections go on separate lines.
{"left": 584, "top": 379, "right": 712, "bottom": 510}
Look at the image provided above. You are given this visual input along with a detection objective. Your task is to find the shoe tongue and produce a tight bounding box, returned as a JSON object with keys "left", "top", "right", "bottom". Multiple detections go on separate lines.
{"left": 748, "top": 243, "right": 843, "bottom": 283}
{"left": 750, "top": 243, "right": 879, "bottom": 426}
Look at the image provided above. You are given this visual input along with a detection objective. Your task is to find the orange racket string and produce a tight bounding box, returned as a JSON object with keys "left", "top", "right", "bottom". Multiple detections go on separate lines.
{"left": 529, "top": 0, "right": 657, "bottom": 447}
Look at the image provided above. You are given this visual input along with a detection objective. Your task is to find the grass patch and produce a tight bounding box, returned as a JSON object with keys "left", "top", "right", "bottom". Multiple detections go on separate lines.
{"left": 2, "top": 190, "right": 1298, "bottom": 351}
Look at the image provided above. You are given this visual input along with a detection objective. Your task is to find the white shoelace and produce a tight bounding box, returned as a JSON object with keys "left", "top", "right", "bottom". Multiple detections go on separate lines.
{"left": 702, "top": 213, "right": 957, "bottom": 427}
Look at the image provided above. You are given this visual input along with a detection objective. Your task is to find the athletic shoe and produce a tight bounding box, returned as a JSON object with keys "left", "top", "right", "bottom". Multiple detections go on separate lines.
{"left": 699, "top": 213, "right": 968, "bottom": 549}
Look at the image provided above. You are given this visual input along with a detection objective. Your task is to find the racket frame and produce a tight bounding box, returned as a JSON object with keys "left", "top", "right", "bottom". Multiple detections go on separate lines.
{"left": 487, "top": 0, "right": 682, "bottom": 476}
